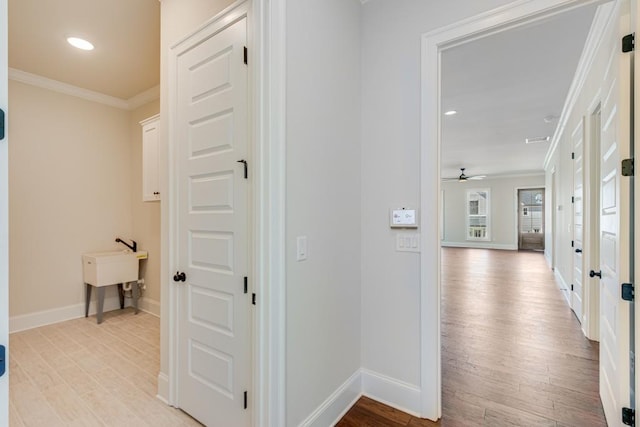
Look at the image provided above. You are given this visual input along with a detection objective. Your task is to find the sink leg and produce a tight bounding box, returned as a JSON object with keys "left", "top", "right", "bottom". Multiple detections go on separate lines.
{"left": 117, "top": 283, "right": 125, "bottom": 309}
{"left": 96, "top": 287, "right": 105, "bottom": 324}
{"left": 132, "top": 281, "right": 139, "bottom": 315}
{"left": 85, "top": 284, "right": 92, "bottom": 318}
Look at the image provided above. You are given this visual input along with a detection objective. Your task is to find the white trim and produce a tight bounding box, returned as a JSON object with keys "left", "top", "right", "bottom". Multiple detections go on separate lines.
{"left": 251, "top": 0, "right": 287, "bottom": 425}
{"left": 361, "top": 369, "right": 422, "bottom": 418}
{"left": 543, "top": 3, "right": 618, "bottom": 169}
{"left": 441, "top": 241, "right": 518, "bottom": 251}
{"left": 127, "top": 85, "right": 161, "bottom": 110}
{"left": 421, "top": 0, "right": 607, "bottom": 420}
{"left": 0, "top": 0, "right": 8, "bottom": 421}
{"left": 8, "top": 295, "right": 159, "bottom": 333}
{"left": 554, "top": 269, "right": 572, "bottom": 306}
{"left": 138, "top": 297, "right": 161, "bottom": 317}
{"left": 156, "top": 372, "right": 170, "bottom": 404}
{"left": 298, "top": 370, "right": 361, "bottom": 427}
{"left": 8, "top": 68, "right": 159, "bottom": 110}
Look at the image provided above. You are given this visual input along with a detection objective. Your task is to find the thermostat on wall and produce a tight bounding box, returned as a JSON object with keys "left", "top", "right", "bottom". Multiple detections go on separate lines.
{"left": 390, "top": 208, "right": 418, "bottom": 228}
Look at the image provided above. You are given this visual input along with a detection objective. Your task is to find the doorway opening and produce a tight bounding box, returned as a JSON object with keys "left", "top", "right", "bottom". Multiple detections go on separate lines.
{"left": 421, "top": 0, "right": 614, "bottom": 421}
{"left": 518, "top": 188, "right": 545, "bottom": 251}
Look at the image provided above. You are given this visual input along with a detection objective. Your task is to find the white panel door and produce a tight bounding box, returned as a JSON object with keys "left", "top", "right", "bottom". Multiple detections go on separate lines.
{"left": 572, "top": 120, "right": 584, "bottom": 324}
{"left": 599, "top": 2, "right": 632, "bottom": 423}
{"left": 0, "top": 0, "right": 8, "bottom": 422}
{"left": 176, "top": 18, "right": 250, "bottom": 426}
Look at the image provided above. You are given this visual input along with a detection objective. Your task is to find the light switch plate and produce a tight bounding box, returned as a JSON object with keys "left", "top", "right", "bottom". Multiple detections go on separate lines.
{"left": 396, "top": 234, "right": 420, "bottom": 253}
{"left": 296, "top": 236, "right": 308, "bottom": 261}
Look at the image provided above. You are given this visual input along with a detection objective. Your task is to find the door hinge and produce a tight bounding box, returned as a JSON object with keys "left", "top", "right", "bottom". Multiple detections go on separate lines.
{"left": 623, "top": 34, "right": 635, "bottom": 53}
{"left": 244, "top": 276, "right": 248, "bottom": 294}
{"left": 244, "top": 391, "right": 248, "bottom": 409}
{"left": 622, "top": 283, "right": 635, "bottom": 302}
{"left": 571, "top": 152, "right": 575, "bottom": 160}
{"left": 571, "top": 284, "right": 574, "bottom": 291}
{"left": 571, "top": 240, "right": 574, "bottom": 248}
{"left": 0, "top": 109, "right": 5, "bottom": 141}
{"left": 622, "top": 158, "right": 634, "bottom": 176}
{"left": 571, "top": 196, "right": 574, "bottom": 204}
{"left": 0, "top": 345, "right": 5, "bottom": 377}
{"left": 244, "top": 46, "right": 248, "bottom": 65}
{"left": 622, "top": 407, "right": 635, "bottom": 425}
{"left": 252, "top": 293, "right": 256, "bottom": 305}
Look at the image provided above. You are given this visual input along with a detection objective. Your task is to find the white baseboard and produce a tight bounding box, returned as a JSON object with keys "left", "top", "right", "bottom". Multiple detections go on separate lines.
{"left": 298, "top": 369, "right": 362, "bottom": 427}
{"left": 554, "top": 269, "right": 571, "bottom": 305}
{"left": 157, "top": 371, "right": 170, "bottom": 405}
{"left": 139, "top": 297, "right": 160, "bottom": 317}
{"left": 441, "top": 241, "right": 517, "bottom": 251}
{"left": 9, "top": 296, "right": 161, "bottom": 333}
{"left": 361, "top": 368, "right": 422, "bottom": 417}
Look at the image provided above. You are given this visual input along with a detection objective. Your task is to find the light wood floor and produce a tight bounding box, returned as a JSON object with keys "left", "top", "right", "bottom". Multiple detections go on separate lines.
{"left": 9, "top": 248, "right": 606, "bottom": 426}
{"left": 338, "top": 248, "right": 606, "bottom": 427}
{"left": 9, "top": 309, "right": 201, "bottom": 426}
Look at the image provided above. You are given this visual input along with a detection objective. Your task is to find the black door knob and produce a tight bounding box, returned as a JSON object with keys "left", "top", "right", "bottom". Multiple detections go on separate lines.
{"left": 575, "top": 248, "right": 582, "bottom": 253}
{"left": 589, "top": 270, "right": 602, "bottom": 279}
{"left": 173, "top": 271, "right": 186, "bottom": 282}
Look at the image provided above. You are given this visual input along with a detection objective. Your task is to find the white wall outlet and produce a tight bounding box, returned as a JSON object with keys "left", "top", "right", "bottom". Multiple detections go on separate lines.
{"left": 396, "top": 234, "right": 420, "bottom": 253}
{"left": 296, "top": 236, "right": 308, "bottom": 261}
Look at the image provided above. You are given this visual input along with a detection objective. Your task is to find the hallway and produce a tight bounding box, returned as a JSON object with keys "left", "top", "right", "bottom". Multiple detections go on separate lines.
{"left": 441, "top": 248, "right": 605, "bottom": 425}
{"left": 339, "top": 248, "right": 606, "bottom": 426}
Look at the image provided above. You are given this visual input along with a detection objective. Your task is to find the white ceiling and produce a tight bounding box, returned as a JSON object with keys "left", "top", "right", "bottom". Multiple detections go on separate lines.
{"left": 8, "top": 0, "right": 597, "bottom": 167}
{"left": 8, "top": 0, "right": 160, "bottom": 100}
{"left": 441, "top": 4, "right": 598, "bottom": 180}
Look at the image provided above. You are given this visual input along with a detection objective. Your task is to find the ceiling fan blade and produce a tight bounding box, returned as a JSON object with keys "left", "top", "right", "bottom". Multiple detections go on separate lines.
{"left": 468, "top": 175, "right": 486, "bottom": 180}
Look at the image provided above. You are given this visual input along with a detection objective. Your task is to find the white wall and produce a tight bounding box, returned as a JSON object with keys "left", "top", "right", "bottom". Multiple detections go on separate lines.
{"left": 8, "top": 80, "right": 133, "bottom": 317}
{"left": 286, "top": 0, "right": 362, "bottom": 424}
{"left": 360, "top": 0, "right": 517, "bottom": 407}
{"left": 442, "top": 176, "right": 545, "bottom": 250}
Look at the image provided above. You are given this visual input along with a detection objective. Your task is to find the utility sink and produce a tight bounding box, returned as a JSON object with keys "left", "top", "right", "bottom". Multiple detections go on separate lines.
{"left": 82, "top": 250, "right": 148, "bottom": 287}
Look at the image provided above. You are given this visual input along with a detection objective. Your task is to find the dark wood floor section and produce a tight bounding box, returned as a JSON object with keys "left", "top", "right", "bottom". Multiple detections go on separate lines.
{"left": 337, "top": 248, "right": 606, "bottom": 426}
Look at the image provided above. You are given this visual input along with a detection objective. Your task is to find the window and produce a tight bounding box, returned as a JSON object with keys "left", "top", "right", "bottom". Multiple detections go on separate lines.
{"left": 467, "top": 189, "right": 490, "bottom": 240}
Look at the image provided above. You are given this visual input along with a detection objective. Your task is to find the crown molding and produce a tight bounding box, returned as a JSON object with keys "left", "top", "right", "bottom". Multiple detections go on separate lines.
{"left": 127, "top": 85, "right": 160, "bottom": 109}
{"left": 543, "top": 2, "right": 615, "bottom": 170}
{"left": 8, "top": 68, "right": 159, "bottom": 111}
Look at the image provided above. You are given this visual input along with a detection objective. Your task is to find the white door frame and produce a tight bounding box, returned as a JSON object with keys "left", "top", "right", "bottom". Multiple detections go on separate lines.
{"left": 584, "top": 94, "right": 602, "bottom": 342}
{"left": 0, "top": 0, "right": 8, "bottom": 422}
{"left": 163, "top": 1, "right": 287, "bottom": 426}
{"left": 420, "top": 0, "right": 609, "bottom": 419}
{"left": 514, "top": 186, "right": 546, "bottom": 251}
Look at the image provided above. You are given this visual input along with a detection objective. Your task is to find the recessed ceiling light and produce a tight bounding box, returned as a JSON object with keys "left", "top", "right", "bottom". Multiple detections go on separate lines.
{"left": 67, "top": 37, "right": 94, "bottom": 51}
{"left": 444, "top": 110, "right": 457, "bottom": 116}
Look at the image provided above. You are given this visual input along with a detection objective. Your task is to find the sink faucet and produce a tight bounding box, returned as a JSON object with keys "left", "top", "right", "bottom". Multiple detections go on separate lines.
{"left": 115, "top": 237, "right": 137, "bottom": 253}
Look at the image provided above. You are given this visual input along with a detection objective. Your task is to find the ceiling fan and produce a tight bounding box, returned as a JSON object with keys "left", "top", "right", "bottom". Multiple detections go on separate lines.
{"left": 442, "top": 168, "right": 486, "bottom": 182}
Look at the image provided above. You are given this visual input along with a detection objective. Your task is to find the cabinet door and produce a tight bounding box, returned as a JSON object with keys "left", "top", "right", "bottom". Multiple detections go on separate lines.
{"left": 141, "top": 116, "right": 160, "bottom": 201}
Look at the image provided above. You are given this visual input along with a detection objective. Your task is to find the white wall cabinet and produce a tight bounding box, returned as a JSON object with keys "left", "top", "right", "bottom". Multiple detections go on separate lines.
{"left": 140, "top": 114, "right": 160, "bottom": 202}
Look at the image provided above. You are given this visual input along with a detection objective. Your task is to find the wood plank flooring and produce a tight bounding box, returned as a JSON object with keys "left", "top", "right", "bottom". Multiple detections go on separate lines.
{"left": 9, "top": 309, "right": 201, "bottom": 427}
{"left": 338, "top": 248, "right": 606, "bottom": 427}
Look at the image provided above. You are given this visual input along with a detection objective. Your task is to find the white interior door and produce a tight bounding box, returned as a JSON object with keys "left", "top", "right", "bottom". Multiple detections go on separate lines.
{"left": 0, "top": 0, "right": 8, "bottom": 423}
{"left": 175, "top": 18, "right": 250, "bottom": 426}
{"left": 572, "top": 120, "right": 585, "bottom": 324}
{"left": 599, "top": 1, "right": 632, "bottom": 422}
